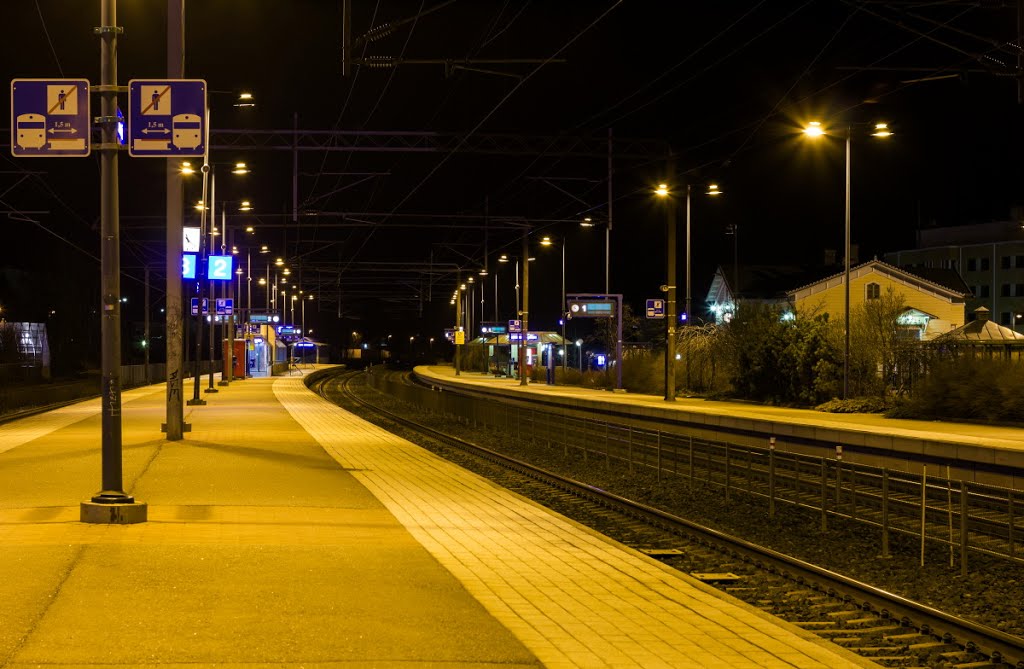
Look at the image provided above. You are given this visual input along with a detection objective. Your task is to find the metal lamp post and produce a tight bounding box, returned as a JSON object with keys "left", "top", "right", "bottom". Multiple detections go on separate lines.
{"left": 656, "top": 178, "right": 676, "bottom": 402}
{"left": 540, "top": 235, "right": 568, "bottom": 373}
{"left": 804, "top": 120, "right": 892, "bottom": 400}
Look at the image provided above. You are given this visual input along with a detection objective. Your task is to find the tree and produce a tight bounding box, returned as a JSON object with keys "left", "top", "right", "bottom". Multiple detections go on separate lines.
{"left": 850, "top": 287, "right": 910, "bottom": 397}
{"left": 720, "top": 303, "right": 841, "bottom": 405}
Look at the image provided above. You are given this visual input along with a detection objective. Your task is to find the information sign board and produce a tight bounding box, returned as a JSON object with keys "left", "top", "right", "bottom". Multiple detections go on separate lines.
{"left": 207, "top": 255, "right": 233, "bottom": 280}
{"left": 183, "top": 226, "right": 201, "bottom": 253}
{"left": 567, "top": 298, "right": 616, "bottom": 318}
{"left": 645, "top": 298, "right": 665, "bottom": 319}
{"left": 128, "top": 79, "right": 206, "bottom": 157}
{"left": 480, "top": 322, "right": 508, "bottom": 334}
{"left": 10, "top": 79, "right": 91, "bottom": 157}
{"left": 182, "top": 253, "right": 197, "bottom": 279}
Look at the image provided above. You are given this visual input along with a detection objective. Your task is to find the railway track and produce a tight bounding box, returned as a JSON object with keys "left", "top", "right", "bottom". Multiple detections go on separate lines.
{"left": 313, "top": 368, "right": 1024, "bottom": 669}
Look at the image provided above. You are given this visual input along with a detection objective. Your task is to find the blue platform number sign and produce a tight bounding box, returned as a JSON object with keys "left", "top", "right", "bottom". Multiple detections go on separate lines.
{"left": 127, "top": 79, "right": 207, "bottom": 157}
{"left": 207, "top": 255, "right": 233, "bottom": 281}
{"left": 10, "top": 79, "right": 91, "bottom": 157}
{"left": 181, "top": 253, "right": 197, "bottom": 279}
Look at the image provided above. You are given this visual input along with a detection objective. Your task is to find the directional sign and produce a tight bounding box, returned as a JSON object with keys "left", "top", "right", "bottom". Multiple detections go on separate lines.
{"left": 182, "top": 253, "right": 197, "bottom": 279}
{"left": 190, "top": 298, "right": 209, "bottom": 316}
{"left": 10, "top": 79, "right": 91, "bottom": 157}
{"left": 508, "top": 319, "right": 522, "bottom": 333}
{"left": 207, "top": 255, "right": 233, "bottom": 280}
{"left": 480, "top": 322, "right": 508, "bottom": 334}
{"left": 646, "top": 298, "right": 665, "bottom": 319}
{"left": 128, "top": 79, "right": 206, "bottom": 157}
{"left": 567, "top": 298, "right": 616, "bottom": 318}
{"left": 215, "top": 298, "right": 233, "bottom": 316}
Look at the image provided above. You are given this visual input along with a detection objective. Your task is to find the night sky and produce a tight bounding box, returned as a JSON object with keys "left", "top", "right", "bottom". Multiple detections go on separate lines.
{"left": 2, "top": 1, "right": 1022, "bottom": 365}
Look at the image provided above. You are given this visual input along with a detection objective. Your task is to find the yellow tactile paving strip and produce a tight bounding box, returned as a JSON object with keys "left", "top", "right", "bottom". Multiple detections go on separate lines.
{"left": 274, "top": 376, "right": 876, "bottom": 669}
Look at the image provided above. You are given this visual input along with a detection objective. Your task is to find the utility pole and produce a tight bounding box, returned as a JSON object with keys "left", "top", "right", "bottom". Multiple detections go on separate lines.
{"left": 664, "top": 153, "right": 677, "bottom": 402}
{"left": 520, "top": 231, "right": 529, "bottom": 386}
{"left": 82, "top": 0, "right": 147, "bottom": 523}
{"left": 163, "top": 0, "right": 186, "bottom": 438}
{"left": 454, "top": 271, "right": 461, "bottom": 376}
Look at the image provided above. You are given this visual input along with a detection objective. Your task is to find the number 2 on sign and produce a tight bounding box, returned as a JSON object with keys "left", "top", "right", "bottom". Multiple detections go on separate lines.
{"left": 208, "top": 255, "right": 232, "bottom": 280}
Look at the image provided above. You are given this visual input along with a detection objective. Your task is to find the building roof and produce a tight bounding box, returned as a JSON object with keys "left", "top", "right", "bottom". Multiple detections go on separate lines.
{"left": 787, "top": 259, "right": 970, "bottom": 300}
{"left": 897, "top": 267, "right": 971, "bottom": 295}
{"left": 937, "top": 307, "right": 1024, "bottom": 343}
{"left": 715, "top": 265, "right": 815, "bottom": 299}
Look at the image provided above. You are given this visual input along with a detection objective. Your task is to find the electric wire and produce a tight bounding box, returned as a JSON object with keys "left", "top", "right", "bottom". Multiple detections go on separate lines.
{"left": 33, "top": 0, "right": 64, "bottom": 78}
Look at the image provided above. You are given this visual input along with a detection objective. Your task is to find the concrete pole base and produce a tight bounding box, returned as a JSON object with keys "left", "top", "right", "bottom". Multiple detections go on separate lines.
{"left": 217, "top": 380, "right": 229, "bottom": 386}
{"left": 204, "top": 387, "right": 219, "bottom": 394}
{"left": 81, "top": 501, "right": 148, "bottom": 524}
{"left": 186, "top": 398, "right": 207, "bottom": 406}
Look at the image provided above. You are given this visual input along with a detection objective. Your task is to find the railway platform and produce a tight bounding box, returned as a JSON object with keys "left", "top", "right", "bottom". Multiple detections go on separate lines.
{"left": 414, "top": 365, "right": 1024, "bottom": 489}
{"left": 0, "top": 369, "right": 873, "bottom": 668}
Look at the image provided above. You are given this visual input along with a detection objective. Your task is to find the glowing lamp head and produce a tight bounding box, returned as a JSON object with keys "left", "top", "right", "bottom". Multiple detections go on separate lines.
{"left": 871, "top": 122, "right": 892, "bottom": 138}
{"left": 803, "top": 121, "right": 825, "bottom": 137}
{"left": 655, "top": 183, "right": 669, "bottom": 197}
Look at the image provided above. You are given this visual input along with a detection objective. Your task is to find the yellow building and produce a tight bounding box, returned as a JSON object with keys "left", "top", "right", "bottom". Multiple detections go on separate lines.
{"left": 787, "top": 260, "right": 969, "bottom": 341}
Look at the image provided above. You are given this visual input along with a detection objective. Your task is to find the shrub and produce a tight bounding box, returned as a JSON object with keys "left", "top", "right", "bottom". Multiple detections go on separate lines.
{"left": 894, "top": 356, "right": 1024, "bottom": 423}
{"left": 815, "top": 397, "right": 892, "bottom": 413}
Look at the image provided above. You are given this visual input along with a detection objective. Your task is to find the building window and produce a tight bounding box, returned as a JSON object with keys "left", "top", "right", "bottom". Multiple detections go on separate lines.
{"left": 1002, "top": 256, "right": 1012, "bottom": 269}
{"left": 980, "top": 284, "right": 991, "bottom": 298}
{"left": 967, "top": 258, "right": 977, "bottom": 272}
{"left": 981, "top": 257, "right": 990, "bottom": 271}
{"left": 1002, "top": 284, "right": 1012, "bottom": 297}
{"left": 1017, "top": 255, "right": 1024, "bottom": 268}
{"left": 1002, "top": 312, "right": 1013, "bottom": 325}
{"left": 865, "top": 282, "right": 880, "bottom": 300}
{"left": 1017, "top": 284, "right": 1024, "bottom": 296}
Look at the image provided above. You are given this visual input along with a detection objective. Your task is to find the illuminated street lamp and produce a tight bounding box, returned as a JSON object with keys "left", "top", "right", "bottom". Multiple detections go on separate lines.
{"left": 655, "top": 180, "right": 677, "bottom": 401}
{"left": 803, "top": 119, "right": 892, "bottom": 400}
{"left": 540, "top": 235, "right": 568, "bottom": 372}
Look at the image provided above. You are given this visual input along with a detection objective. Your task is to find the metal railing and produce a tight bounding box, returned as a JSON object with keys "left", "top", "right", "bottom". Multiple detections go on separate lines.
{"left": 370, "top": 371, "right": 1023, "bottom": 570}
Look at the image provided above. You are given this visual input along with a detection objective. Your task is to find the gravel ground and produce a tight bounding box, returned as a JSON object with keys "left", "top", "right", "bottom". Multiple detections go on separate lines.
{"left": 349, "top": 377, "right": 1024, "bottom": 640}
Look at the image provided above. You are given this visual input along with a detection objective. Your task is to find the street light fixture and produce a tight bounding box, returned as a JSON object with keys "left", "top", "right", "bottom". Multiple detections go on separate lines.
{"left": 803, "top": 119, "right": 892, "bottom": 400}
{"left": 655, "top": 178, "right": 677, "bottom": 401}
{"left": 540, "top": 235, "right": 568, "bottom": 373}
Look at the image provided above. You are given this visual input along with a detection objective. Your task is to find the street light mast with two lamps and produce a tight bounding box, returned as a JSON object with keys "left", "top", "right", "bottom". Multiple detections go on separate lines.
{"left": 803, "top": 119, "right": 892, "bottom": 400}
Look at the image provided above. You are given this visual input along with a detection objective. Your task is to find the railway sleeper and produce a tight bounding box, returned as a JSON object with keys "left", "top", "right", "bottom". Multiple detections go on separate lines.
{"left": 817, "top": 626, "right": 899, "bottom": 638}
{"left": 839, "top": 625, "right": 906, "bottom": 636}
{"left": 848, "top": 644, "right": 911, "bottom": 653}
{"left": 938, "top": 650, "right": 990, "bottom": 663}
{"left": 885, "top": 632, "right": 931, "bottom": 642}
{"left": 825, "top": 609, "right": 864, "bottom": 620}
{"left": 856, "top": 657, "right": 917, "bottom": 668}
{"left": 845, "top": 616, "right": 887, "bottom": 626}
{"left": 791, "top": 621, "right": 839, "bottom": 629}
{"left": 808, "top": 601, "right": 849, "bottom": 612}
{"left": 907, "top": 641, "right": 960, "bottom": 653}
